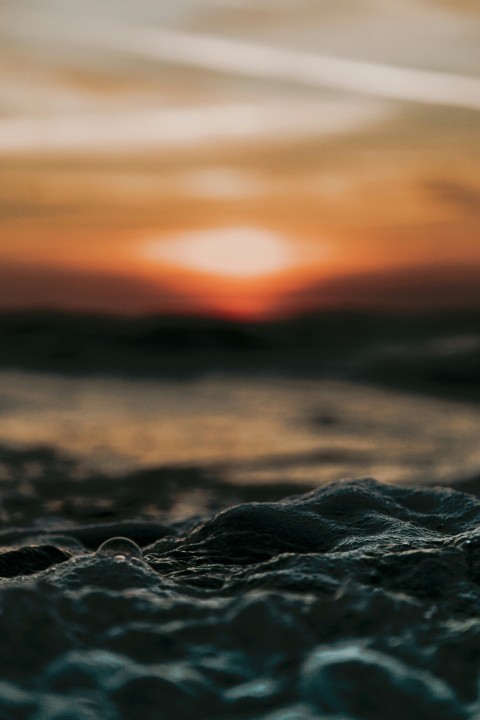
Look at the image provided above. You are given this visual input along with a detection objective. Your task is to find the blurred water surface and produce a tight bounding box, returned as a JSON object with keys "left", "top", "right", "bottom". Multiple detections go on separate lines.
{"left": 1, "top": 371, "right": 479, "bottom": 488}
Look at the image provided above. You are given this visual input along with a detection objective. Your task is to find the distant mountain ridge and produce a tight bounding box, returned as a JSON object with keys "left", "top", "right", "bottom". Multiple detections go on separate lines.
{"left": 0, "top": 261, "right": 479, "bottom": 317}
{"left": 0, "top": 303, "right": 479, "bottom": 402}
{"left": 282, "top": 263, "right": 480, "bottom": 314}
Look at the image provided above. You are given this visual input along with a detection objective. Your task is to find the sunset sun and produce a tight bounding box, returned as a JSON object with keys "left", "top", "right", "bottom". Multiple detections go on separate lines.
{"left": 141, "top": 227, "right": 294, "bottom": 279}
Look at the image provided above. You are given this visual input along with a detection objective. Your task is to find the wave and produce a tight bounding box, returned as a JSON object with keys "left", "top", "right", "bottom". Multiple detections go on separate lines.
{"left": 1, "top": 478, "right": 480, "bottom": 718}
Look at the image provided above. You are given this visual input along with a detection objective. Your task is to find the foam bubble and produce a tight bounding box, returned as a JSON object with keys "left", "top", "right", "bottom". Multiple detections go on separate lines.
{"left": 96, "top": 537, "right": 142, "bottom": 562}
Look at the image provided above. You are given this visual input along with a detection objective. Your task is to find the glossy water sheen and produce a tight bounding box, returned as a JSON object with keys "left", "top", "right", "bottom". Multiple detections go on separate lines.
{"left": 0, "top": 372, "right": 479, "bottom": 489}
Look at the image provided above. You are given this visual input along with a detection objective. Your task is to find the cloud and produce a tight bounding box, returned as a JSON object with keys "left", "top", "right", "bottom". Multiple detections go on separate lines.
{"left": 0, "top": 100, "right": 386, "bottom": 155}
{"left": 425, "top": 180, "right": 480, "bottom": 214}
{"left": 4, "top": 13, "right": 480, "bottom": 114}
{"left": 33, "top": 20, "right": 480, "bottom": 111}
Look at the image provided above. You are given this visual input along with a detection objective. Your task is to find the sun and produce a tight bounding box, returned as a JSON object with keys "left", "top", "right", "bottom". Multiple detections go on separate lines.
{"left": 141, "top": 226, "right": 294, "bottom": 279}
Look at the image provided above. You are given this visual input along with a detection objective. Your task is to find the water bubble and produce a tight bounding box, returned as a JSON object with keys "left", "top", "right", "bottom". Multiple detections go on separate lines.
{"left": 96, "top": 537, "right": 142, "bottom": 562}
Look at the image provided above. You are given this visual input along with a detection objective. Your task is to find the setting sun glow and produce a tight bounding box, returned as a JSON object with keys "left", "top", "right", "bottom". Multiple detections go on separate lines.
{"left": 141, "top": 227, "right": 295, "bottom": 279}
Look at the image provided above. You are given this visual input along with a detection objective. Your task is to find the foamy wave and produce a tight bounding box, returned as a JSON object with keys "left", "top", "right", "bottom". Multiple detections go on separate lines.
{"left": 1, "top": 479, "right": 480, "bottom": 718}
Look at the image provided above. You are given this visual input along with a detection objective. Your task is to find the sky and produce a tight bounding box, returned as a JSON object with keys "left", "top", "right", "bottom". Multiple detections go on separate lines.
{"left": 1, "top": 0, "right": 479, "bottom": 318}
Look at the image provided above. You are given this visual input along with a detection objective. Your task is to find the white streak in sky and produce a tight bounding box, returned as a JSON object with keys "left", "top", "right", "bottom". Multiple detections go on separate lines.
{"left": 1, "top": 16, "right": 479, "bottom": 154}
{"left": 96, "top": 25, "right": 480, "bottom": 111}
{"left": 4, "top": 15, "right": 480, "bottom": 111}
{"left": 0, "top": 101, "right": 382, "bottom": 154}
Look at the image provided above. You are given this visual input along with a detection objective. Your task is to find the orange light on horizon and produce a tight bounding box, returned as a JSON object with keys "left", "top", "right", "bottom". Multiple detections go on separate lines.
{"left": 139, "top": 226, "right": 301, "bottom": 280}
{"left": 127, "top": 225, "right": 334, "bottom": 319}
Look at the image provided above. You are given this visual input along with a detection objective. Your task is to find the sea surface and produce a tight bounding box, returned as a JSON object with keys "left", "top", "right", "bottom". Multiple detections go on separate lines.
{"left": 1, "top": 0, "right": 479, "bottom": 712}
{"left": 2, "top": 478, "right": 480, "bottom": 719}
{"left": 1, "top": 371, "right": 480, "bottom": 717}
{"left": 1, "top": 371, "right": 480, "bottom": 490}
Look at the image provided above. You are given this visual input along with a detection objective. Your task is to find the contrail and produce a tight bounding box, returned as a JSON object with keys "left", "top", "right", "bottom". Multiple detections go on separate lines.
{"left": 5, "top": 16, "right": 480, "bottom": 111}
{"left": 1, "top": 16, "right": 479, "bottom": 154}
{"left": 79, "top": 22, "right": 480, "bottom": 111}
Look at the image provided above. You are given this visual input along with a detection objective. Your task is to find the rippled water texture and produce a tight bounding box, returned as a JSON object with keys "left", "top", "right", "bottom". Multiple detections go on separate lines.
{"left": 1, "top": 372, "right": 480, "bottom": 487}
{"left": 2, "top": 479, "right": 480, "bottom": 719}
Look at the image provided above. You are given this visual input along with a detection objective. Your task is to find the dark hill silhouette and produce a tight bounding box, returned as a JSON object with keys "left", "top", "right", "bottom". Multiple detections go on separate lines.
{"left": 1, "top": 261, "right": 479, "bottom": 400}
{"left": 0, "top": 307, "right": 479, "bottom": 402}
{"left": 282, "top": 263, "right": 480, "bottom": 314}
{"left": 0, "top": 262, "right": 191, "bottom": 316}
{"left": 1, "top": 261, "right": 479, "bottom": 317}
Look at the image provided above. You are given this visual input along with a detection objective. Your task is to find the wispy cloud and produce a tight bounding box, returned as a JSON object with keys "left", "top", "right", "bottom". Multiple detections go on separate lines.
{"left": 9, "top": 16, "right": 479, "bottom": 111}
{"left": 0, "top": 100, "right": 384, "bottom": 154}
{"left": 2, "top": 14, "right": 479, "bottom": 155}
{"left": 97, "top": 24, "right": 480, "bottom": 111}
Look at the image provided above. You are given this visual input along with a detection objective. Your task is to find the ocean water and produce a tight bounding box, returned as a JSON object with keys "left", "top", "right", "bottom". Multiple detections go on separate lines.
{"left": 0, "top": 371, "right": 480, "bottom": 717}
{"left": 2, "top": 479, "right": 480, "bottom": 719}
{"left": 1, "top": 371, "right": 480, "bottom": 490}
{"left": 1, "top": 0, "right": 479, "bottom": 711}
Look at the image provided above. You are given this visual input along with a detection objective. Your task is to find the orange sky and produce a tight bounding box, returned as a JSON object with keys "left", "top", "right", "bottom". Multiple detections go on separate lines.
{"left": 1, "top": 2, "right": 479, "bottom": 317}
